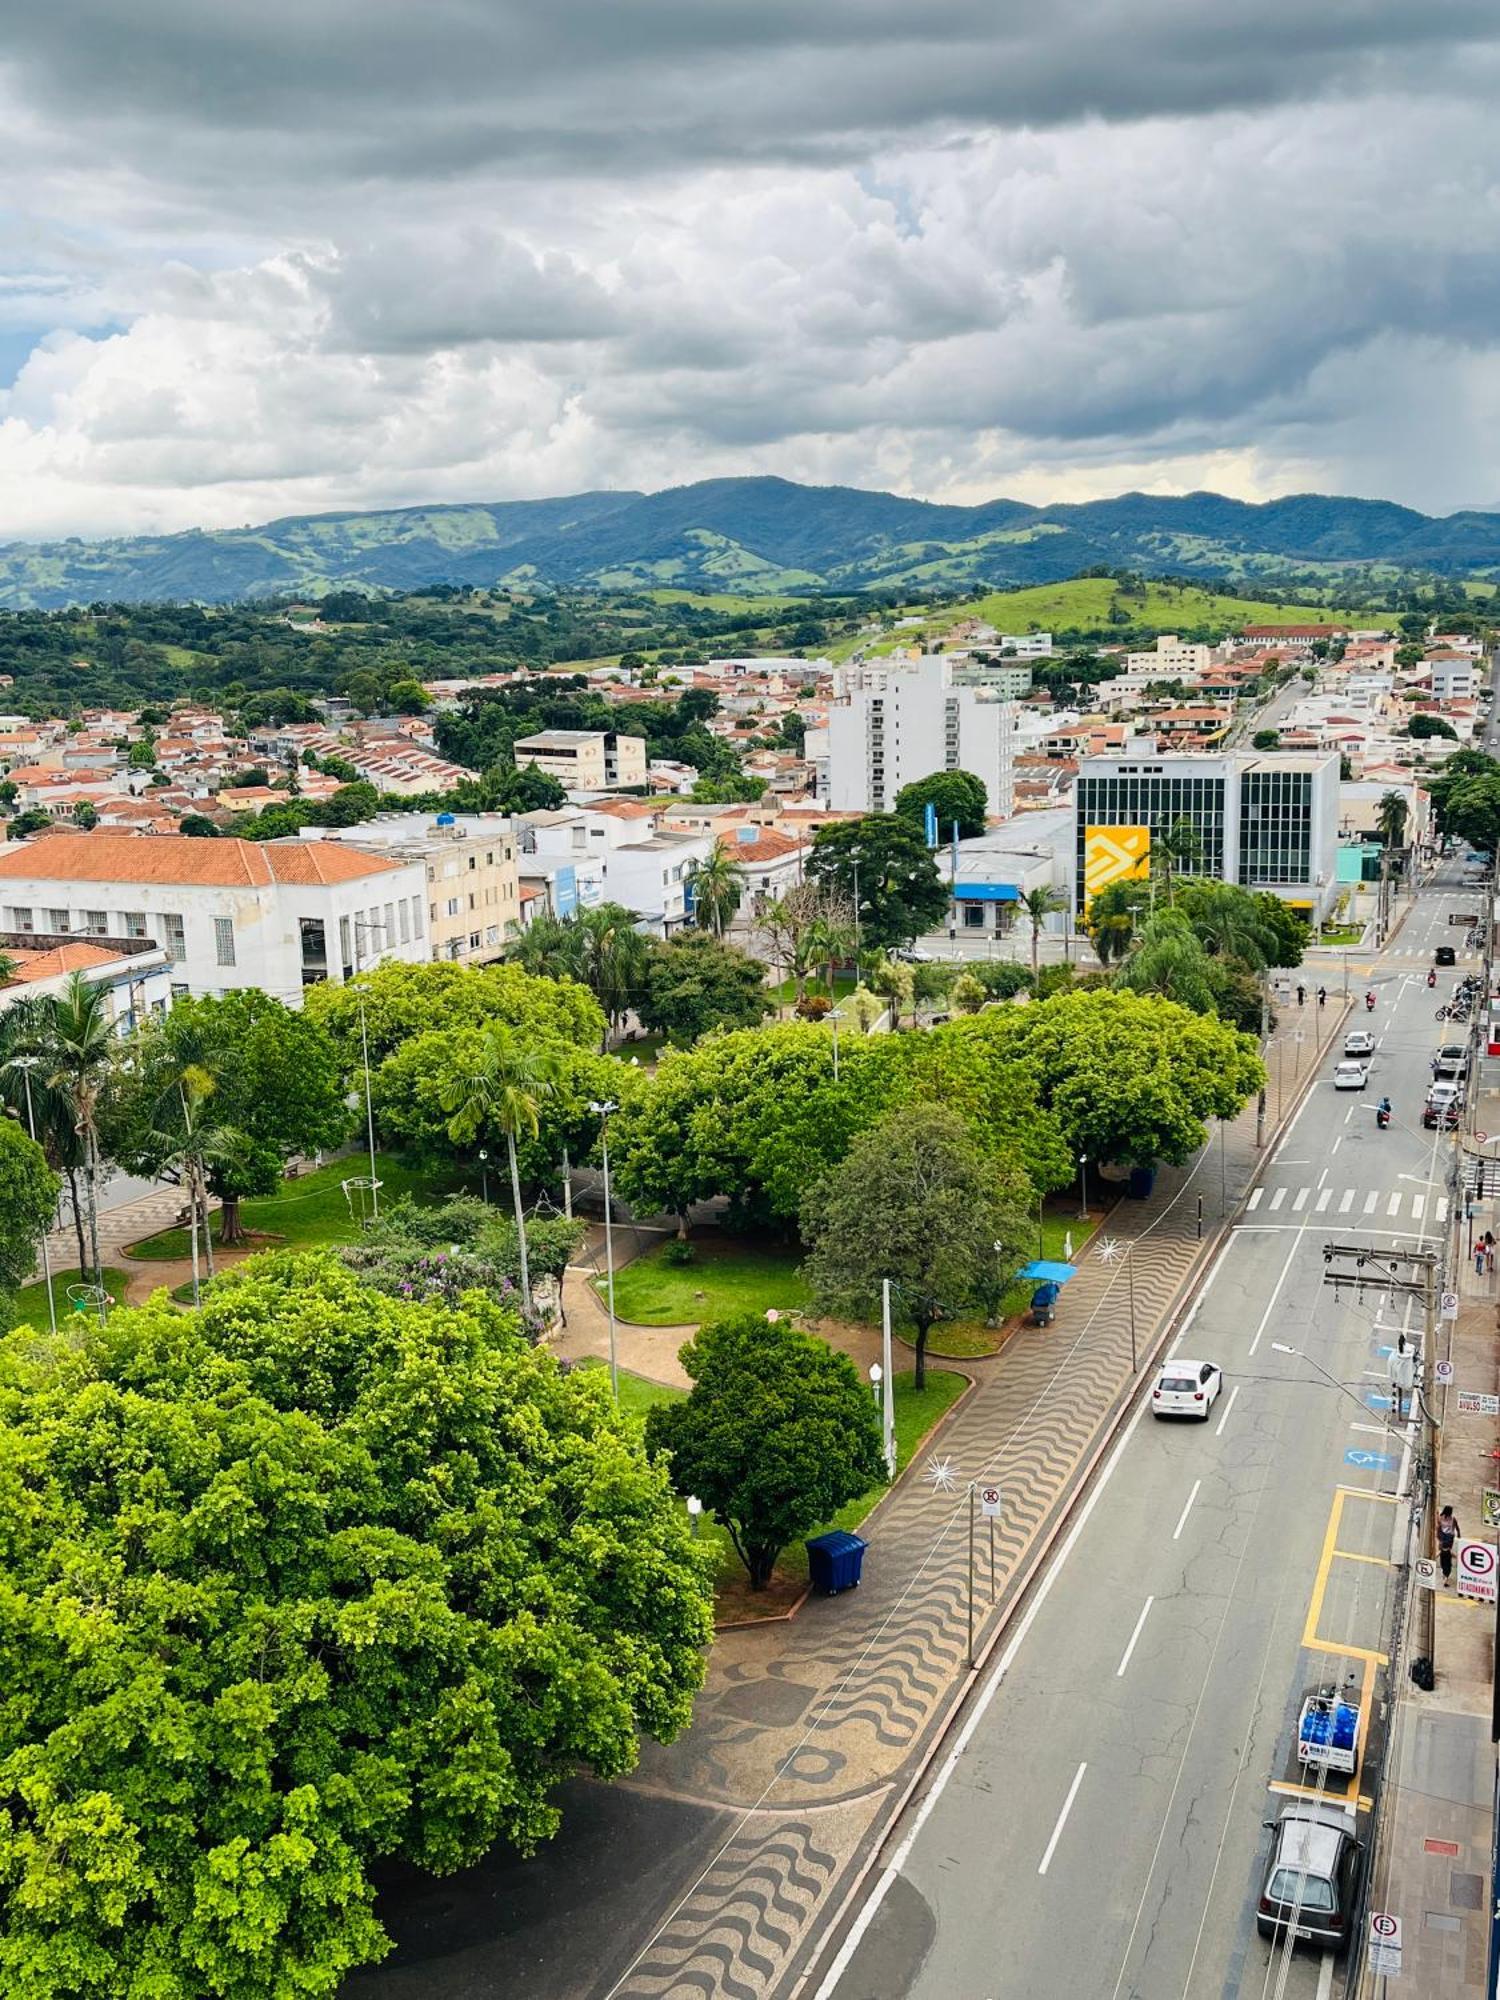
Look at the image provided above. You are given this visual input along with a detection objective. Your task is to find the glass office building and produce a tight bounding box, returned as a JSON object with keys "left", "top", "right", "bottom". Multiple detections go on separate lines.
{"left": 1073, "top": 754, "right": 1338, "bottom": 917}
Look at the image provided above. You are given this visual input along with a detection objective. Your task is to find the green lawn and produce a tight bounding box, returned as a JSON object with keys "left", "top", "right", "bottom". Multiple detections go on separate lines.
{"left": 925, "top": 1208, "right": 1101, "bottom": 1357}
{"left": 768, "top": 971, "right": 860, "bottom": 1008}
{"left": 124, "top": 1153, "right": 471, "bottom": 1260}
{"left": 574, "top": 1359, "right": 685, "bottom": 1421}
{"left": 6, "top": 1266, "right": 131, "bottom": 1332}
{"left": 597, "top": 1234, "right": 810, "bottom": 1324}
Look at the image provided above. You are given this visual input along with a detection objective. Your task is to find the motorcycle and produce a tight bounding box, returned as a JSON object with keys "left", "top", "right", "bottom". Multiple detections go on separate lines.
{"left": 1366, "top": 991, "right": 1377, "bottom": 1012}
{"left": 1428, "top": 969, "right": 1438, "bottom": 988}
{"left": 1376, "top": 1099, "right": 1392, "bottom": 1130}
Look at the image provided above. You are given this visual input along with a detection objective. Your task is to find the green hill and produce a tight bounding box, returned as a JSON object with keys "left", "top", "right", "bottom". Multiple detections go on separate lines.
{"left": 4, "top": 476, "right": 1500, "bottom": 609}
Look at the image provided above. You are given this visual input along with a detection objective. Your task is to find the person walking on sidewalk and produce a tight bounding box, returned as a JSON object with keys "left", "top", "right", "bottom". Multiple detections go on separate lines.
{"left": 1438, "top": 1505, "right": 1460, "bottom": 1585}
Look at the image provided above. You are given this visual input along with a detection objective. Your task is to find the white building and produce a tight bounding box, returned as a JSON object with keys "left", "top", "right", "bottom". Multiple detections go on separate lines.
{"left": 302, "top": 813, "right": 522, "bottom": 966}
{"left": 1124, "top": 634, "right": 1213, "bottom": 679}
{"left": 1425, "top": 653, "right": 1479, "bottom": 703}
{"left": 0, "top": 931, "right": 174, "bottom": 1033}
{"left": 997, "top": 631, "right": 1054, "bottom": 658}
{"left": 516, "top": 807, "right": 714, "bottom": 934}
{"left": 0, "top": 831, "right": 427, "bottom": 1004}
{"left": 826, "top": 656, "right": 1017, "bottom": 818}
{"left": 511, "top": 729, "right": 648, "bottom": 791}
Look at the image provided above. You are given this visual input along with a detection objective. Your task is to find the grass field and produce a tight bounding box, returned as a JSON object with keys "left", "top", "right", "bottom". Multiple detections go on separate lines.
{"left": 6, "top": 1266, "right": 131, "bottom": 1332}
{"left": 924, "top": 1210, "right": 1102, "bottom": 1358}
{"left": 124, "top": 1153, "right": 469, "bottom": 1260}
{"left": 598, "top": 1234, "right": 810, "bottom": 1324}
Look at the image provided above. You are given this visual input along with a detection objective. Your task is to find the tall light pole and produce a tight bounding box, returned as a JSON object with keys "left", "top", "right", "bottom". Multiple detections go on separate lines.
{"left": 12, "top": 1057, "right": 57, "bottom": 1335}
{"left": 590, "top": 1097, "right": 620, "bottom": 1403}
{"left": 879, "top": 1277, "right": 896, "bottom": 1477}
{"left": 351, "top": 916, "right": 389, "bottom": 1219}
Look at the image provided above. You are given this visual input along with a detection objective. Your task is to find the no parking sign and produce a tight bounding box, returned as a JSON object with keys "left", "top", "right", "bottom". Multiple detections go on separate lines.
{"left": 1457, "top": 1538, "right": 1498, "bottom": 1604}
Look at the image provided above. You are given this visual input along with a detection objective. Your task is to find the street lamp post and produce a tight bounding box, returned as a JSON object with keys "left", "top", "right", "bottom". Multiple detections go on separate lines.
{"left": 477, "top": 1147, "right": 489, "bottom": 1204}
{"left": 590, "top": 1097, "right": 620, "bottom": 1403}
{"left": 879, "top": 1278, "right": 896, "bottom": 1477}
{"left": 1078, "top": 1152, "right": 1088, "bottom": 1221}
{"left": 686, "top": 1494, "right": 703, "bottom": 1537}
{"left": 13, "top": 1058, "right": 57, "bottom": 1336}
{"left": 350, "top": 915, "right": 390, "bottom": 1221}
{"left": 869, "top": 1360, "right": 883, "bottom": 1407}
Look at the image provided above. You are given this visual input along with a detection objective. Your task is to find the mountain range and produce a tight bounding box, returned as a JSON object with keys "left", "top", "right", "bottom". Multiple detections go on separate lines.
{"left": 5, "top": 478, "right": 1500, "bottom": 610}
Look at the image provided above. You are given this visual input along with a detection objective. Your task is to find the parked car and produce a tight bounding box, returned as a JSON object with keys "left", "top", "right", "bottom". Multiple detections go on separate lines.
{"left": 1343, "top": 1030, "right": 1376, "bottom": 1058}
{"left": 1434, "top": 1044, "right": 1470, "bottom": 1079}
{"left": 1332, "top": 1061, "right": 1368, "bottom": 1091}
{"left": 1151, "top": 1358, "right": 1222, "bottom": 1420}
{"left": 1425, "top": 1081, "right": 1463, "bottom": 1129}
{"left": 1257, "top": 1802, "right": 1363, "bottom": 1954}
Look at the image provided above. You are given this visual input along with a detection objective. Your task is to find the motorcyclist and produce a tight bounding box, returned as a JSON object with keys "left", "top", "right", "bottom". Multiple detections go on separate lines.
{"left": 1376, "top": 1096, "right": 1391, "bottom": 1129}
{"left": 1366, "top": 989, "right": 1377, "bottom": 1012}
{"left": 1428, "top": 968, "right": 1438, "bottom": 988}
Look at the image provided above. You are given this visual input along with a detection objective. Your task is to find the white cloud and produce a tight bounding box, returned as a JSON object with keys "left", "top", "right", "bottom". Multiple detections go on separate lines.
{"left": 3, "top": 5, "right": 1500, "bottom": 538}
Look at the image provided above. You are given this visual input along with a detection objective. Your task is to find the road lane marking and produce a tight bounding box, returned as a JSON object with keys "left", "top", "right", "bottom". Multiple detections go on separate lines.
{"left": 1115, "top": 1598, "right": 1154, "bottom": 1678}
{"left": 1247, "top": 1187, "right": 1263, "bottom": 1211}
{"left": 1316, "top": 1947, "right": 1336, "bottom": 1999}
{"left": 1330, "top": 1135, "right": 1341, "bottom": 1156}
{"left": 1364, "top": 1190, "right": 1378, "bottom": 1213}
{"left": 1247, "top": 1228, "right": 1313, "bottom": 1357}
{"left": 1438, "top": 1196, "right": 1449, "bottom": 1222}
{"left": 1293, "top": 1188, "right": 1309, "bottom": 1211}
{"left": 1038, "top": 1762, "right": 1087, "bottom": 1875}
{"left": 1316, "top": 1189, "right": 1332, "bottom": 1211}
{"left": 1215, "top": 1384, "right": 1241, "bottom": 1435}
{"left": 1387, "top": 1191, "right": 1402, "bottom": 1216}
{"left": 1172, "top": 1480, "right": 1201, "bottom": 1541}
{"left": 1270, "top": 1187, "right": 1287, "bottom": 1211}
{"left": 1339, "top": 1189, "right": 1354, "bottom": 1212}
{"left": 1411, "top": 1194, "right": 1424, "bottom": 1218}
{"left": 1318, "top": 1167, "right": 1328, "bottom": 1188}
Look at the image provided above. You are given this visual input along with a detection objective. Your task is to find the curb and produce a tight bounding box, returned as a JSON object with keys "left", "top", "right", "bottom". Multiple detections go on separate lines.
{"left": 789, "top": 997, "right": 1347, "bottom": 2000}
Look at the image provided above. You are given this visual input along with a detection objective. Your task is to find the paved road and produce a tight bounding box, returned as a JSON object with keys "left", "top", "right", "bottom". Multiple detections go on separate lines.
{"left": 822, "top": 870, "right": 1474, "bottom": 2000}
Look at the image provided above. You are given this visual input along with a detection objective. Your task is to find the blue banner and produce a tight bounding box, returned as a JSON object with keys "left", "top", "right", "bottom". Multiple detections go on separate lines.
{"left": 924, "top": 802, "right": 938, "bottom": 848}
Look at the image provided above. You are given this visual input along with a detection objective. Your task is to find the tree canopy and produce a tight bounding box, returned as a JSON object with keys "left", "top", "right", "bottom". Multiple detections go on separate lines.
{"left": 304, "top": 959, "right": 604, "bottom": 1073}
{"left": 806, "top": 814, "right": 949, "bottom": 952}
{"left": 0, "top": 1253, "right": 712, "bottom": 1994}
{"left": 638, "top": 931, "right": 771, "bottom": 1045}
{"left": 645, "top": 1313, "right": 884, "bottom": 1589}
{"left": 0, "top": 1119, "right": 59, "bottom": 1305}
{"left": 893, "top": 769, "right": 989, "bottom": 842}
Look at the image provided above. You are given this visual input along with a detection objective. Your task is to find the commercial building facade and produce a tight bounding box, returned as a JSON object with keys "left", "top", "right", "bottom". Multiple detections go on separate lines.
{"left": 826, "top": 656, "right": 1016, "bottom": 818}
{"left": 1072, "top": 752, "right": 1340, "bottom": 920}
{"left": 512, "top": 729, "right": 648, "bottom": 791}
{"left": 305, "top": 813, "right": 522, "bottom": 965}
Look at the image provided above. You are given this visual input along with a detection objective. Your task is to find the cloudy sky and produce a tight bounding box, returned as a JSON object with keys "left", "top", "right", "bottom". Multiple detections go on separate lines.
{"left": 2, "top": 0, "right": 1499, "bottom": 540}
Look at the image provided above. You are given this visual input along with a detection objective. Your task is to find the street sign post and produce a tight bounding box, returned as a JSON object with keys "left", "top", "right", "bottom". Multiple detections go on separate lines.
{"left": 1368, "top": 1910, "right": 1403, "bottom": 1975}
{"left": 1414, "top": 1558, "right": 1438, "bottom": 1589}
{"left": 1436, "top": 1358, "right": 1456, "bottom": 1387}
{"left": 1483, "top": 1489, "right": 1500, "bottom": 1533}
{"left": 978, "top": 1484, "right": 1003, "bottom": 1519}
{"left": 1457, "top": 1539, "right": 1498, "bottom": 1605}
{"left": 1441, "top": 1289, "right": 1460, "bottom": 1320}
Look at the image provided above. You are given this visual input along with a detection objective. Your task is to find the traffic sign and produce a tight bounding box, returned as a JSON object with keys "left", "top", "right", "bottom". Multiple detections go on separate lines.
{"left": 1479, "top": 1130, "right": 1490, "bottom": 1145}
{"left": 1368, "top": 1910, "right": 1403, "bottom": 1974}
{"left": 1414, "top": 1558, "right": 1438, "bottom": 1589}
{"left": 1483, "top": 1488, "right": 1500, "bottom": 1532}
{"left": 1436, "top": 1359, "right": 1456, "bottom": 1386}
{"left": 1458, "top": 1390, "right": 1500, "bottom": 1416}
{"left": 977, "top": 1484, "right": 1003, "bottom": 1520}
{"left": 1457, "top": 1538, "right": 1498, "bottom": 1605}
{"left": 1441, "top": 1289, "right": 1460, "bottom": 1320}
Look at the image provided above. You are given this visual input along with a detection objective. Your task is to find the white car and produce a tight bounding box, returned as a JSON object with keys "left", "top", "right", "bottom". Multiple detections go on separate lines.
{"left": 1343, "top": 1030, "right": 1376, "bottom": 1059}
{"left": 1152, "top": 1358, "right": 1223, "bottom": 1420}
{"left": 1333, "top": 1060, "right": 1369, "bottom": 1090}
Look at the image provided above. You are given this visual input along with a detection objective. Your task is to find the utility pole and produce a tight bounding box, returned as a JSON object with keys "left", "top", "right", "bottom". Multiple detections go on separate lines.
{"left": 1321, "top": 1240, "right": 1441, "bottom": 1674}
{"left": 1255, "top": 972, "right": 1270, "bottom": 1147}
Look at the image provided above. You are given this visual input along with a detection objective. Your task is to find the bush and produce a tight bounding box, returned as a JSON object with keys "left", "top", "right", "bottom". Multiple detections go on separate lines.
{"left": 795, "top": 993, "right": 833, "bottom": 1020}
{"left": 663, "top": 1239, "right": 698, "bottom": 1268}
{"left": 972, "top": 961, "right": 1033, "bottom": 998}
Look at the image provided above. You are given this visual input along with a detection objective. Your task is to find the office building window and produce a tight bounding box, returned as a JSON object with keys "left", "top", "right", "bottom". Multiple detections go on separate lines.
{"left": 339, "top": 915, "right": 352, "bottom": 973}
{"left": 468, "top": 854, "right": 476, "bottom": 870}
{"left": 9, "top": 906, "right": 33, "bottom": 932}
{"left": 385, "top": 902, "right": 395, "bottom": 943}
{"left": 398, "top": 900, "right": 409, "bottom": 943}
{"left": 163, "top": 913, "right": 186, "bottom": 964}
{"left": 83, "top": 909, "right": 108, "bottom": 935}
{"left": 171, "top": 982, "right": 190, "bottom": 1002}
{"left": 1239, "top": 768, "right": 1313, "bottom": 887}
{"left": 410, "top": 896, "right": 424, "bottom": 938}
{"left": 470, "top": 931, "right": 481, "bottom": 950}
{"left": 214, "top": 916, "right": 236, "bottom": 967}
{"left": 46, "top": 908, "right": 70, "bottom": 933}
{"left": 446, "top": 896, "right": 461, "bottom": 917}
{"left": 123, "top": 911, "right": 147, "bottom": 938}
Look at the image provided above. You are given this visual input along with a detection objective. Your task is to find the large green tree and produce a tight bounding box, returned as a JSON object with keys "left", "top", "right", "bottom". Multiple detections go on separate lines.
{"left": 108, "top": 992, "right": 350, "bottom": 1243}
{"left": 645, "top": 1312, "right": 884, "bottom": 1588}
{"left": 1010, "top": 987, "right": 1264, "bottom": 1169}
{"left": 0, "top": 1119, "right": 59, "bottom": 1308}
{"left": 807, "top": 814, "right": 949, "bottom": 952}
{"left": 639, "top": 930, "right": 771, "bottom": 1045}
{"left": 893, "top": 769, "right": 989, "bottom": 842}
{"left": 0, "top": 1254, "right": 713, "bottom": 1994}
{"left": 801, "top": 1102, "right": 1032, "bottom": 1389}
{"left": 305, "top": 958, "right": 604, "bottom": 1072}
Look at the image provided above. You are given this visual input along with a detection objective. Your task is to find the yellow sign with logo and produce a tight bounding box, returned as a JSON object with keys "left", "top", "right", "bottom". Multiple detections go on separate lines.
{"left": 1084, "top": 825, "right": 1151, "bottom": 906}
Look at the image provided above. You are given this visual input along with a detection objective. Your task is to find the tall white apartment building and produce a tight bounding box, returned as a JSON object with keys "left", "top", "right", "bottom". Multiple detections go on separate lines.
{"left": 1124, "top": 635, "right": 1213, "bottom": 678}
{"left": 826, "top": 656, "right": 1016, "bottom": 818}
{"left": 0, "top": 831, "right": 428, "bottom": 1004}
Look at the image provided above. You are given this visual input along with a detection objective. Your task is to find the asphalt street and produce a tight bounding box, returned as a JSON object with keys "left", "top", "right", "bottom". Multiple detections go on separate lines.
{"left": 825, "top": 867, "right": 1475, "bottom": 2000}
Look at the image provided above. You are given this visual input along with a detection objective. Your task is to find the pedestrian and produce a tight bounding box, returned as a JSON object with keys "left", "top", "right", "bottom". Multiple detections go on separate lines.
{"left": 1476, "top": 1239, "right": 1486, "bottom": 1276}
{"left": 1387, "top": 1332, "right": 1416, "bottom": 1423}
{"left": 1297, "top": 984, "right": 1306, "bottom": 1006}
{"left": 1486, "top": 1233, "right": 1495, "bottom": 1278}
{"left": 1317, "top": 986, "right": 1327, "bottom": 1008}
{"left": 1438, "top": 1505, "right": 1460, "bottom": 1585}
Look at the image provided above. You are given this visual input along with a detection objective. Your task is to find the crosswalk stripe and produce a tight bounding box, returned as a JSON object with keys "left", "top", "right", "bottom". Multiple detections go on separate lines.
{"left": 1438, "top": 1197, "right": 1449, "bottom": 1222}
{"left": 1293, "top": 1188, "right": 1309, "bottom": 1212}
{"left": 1316, "top": 1189, "right": 1332, "bottom": 1211}
{"left": 1270, "top": 1187, "right": 1287, "bottom": 1211}
{"left": 1387, "top": 1191, "right": 1402, "bottom": 1216}
{"left": 1411, "top": 1194, "right": 1425, "bottom": 1219}
{"left": 1364, "top": 1191, "right": 1378, "bottom": 1214}
{"left": 1247, "top": 1187, "right": 1264, "bottom": 1211}
{"left": 1339, "top": 1189, "right": 1355, "bottom": 1213}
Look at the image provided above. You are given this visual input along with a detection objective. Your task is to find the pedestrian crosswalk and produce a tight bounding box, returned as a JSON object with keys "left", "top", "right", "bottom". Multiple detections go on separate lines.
{"left": 1245, "top": 1184, "right": 1446, "bottom": 1224}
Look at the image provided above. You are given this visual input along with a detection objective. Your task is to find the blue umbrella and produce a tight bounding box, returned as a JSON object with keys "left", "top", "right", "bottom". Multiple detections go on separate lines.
{"left": 1017, "top": 1259, "right": 1077, "bottom": 1284}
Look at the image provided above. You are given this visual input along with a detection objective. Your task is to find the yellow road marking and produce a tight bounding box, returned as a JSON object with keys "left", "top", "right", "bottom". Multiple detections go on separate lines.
{"left": 1334, "top": 1486, "right": 1401, "bottom": 1504}
{"left": 1269, "top": 1780, "right": 1374, "bottom": 1812}
{"left": 1333, "top": 1550, "right": 1394, "bottom": 1569}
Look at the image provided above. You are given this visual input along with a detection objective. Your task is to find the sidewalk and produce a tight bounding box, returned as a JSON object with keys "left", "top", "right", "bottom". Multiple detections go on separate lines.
{"left": 601, "top": 1013, "right": 1348, "bottom": 2000}
{"left": 1360, "top": 1167, "right": 1497, "bottom": 1999}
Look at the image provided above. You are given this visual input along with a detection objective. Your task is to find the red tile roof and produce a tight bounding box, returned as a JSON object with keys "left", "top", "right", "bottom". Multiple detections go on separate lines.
{"left": 0, "top": 831, "right": 403, "bottom": 888}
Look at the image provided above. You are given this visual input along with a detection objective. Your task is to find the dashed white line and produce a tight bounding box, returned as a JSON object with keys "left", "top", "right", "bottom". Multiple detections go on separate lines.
{"left": 1038, "top": 1763, "right": 1087, "bottom": 1875}
{"left": 1116, "top": 1599, "right": 1154, "bottom": 1679}
{"left": 1172, "top": 1480, "right": 1201, "bottom": 1542}
{"left": 1411, "top": 1194, "right": 1425, "bottom": 1219}
{"left": 1215, "top": 1383, "right": 1241, "bottom": 1436}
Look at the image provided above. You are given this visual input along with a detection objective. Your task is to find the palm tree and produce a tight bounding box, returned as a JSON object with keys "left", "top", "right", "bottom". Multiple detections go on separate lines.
{"left": 506, "top": 913, "right": 585, "bottom": 984}
{"left": 1152, "top": 815, "right": 1203, "bottom": 903}
{"left": 142, "top": 1065, "right": 238, "bottom": 1304}
{"left": 36, "top": 973, "right": 116, "bottom": 1287}
{"left": 1020, "top": 886, "right": 1062, "bottom": 982}
{"left": 574, "top": 903, "right": 651, "bottom": 1047}
{"left": 1177, "top": 882, "right": 1276, "bottom": 969}
{"left": 689, "top": 838, "right": 746, "bottom": 939}
{"left": 1114, "top": 909, "right": 1218, "bottom": 1014}
{"left": 439, "top": 1023, "right": 561, "bottom": 1313}
{"left": 1376, "top": 790, "right": 1409, "bottom": 850}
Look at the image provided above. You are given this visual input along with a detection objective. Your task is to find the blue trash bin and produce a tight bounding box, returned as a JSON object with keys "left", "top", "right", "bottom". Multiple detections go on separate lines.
{"left": 1127, "top": 1165, "right": 1156, "bottom": 1199}
{"left": 805, "top": 1530, "right": 868, "bottom": 1594}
